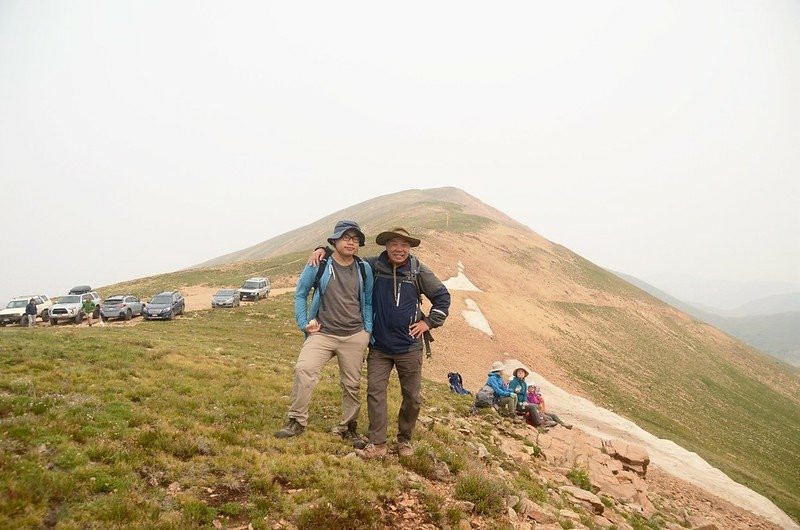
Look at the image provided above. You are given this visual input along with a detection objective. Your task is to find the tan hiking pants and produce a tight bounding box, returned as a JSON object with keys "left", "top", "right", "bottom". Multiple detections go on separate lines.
{"left": 287, "top": 330, "right": 369, "bottom": 430}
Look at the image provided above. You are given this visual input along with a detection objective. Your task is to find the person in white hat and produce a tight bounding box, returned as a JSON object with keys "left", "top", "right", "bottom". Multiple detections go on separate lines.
{"left": 484, "top": 361, "right": 517, "bottom": 417}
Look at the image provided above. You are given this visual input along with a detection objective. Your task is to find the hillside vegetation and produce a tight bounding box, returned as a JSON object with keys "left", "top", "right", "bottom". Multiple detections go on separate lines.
{"left": 122, "top": 188, "right": 800, "bottom": 522}
{"left": 1, "top": 294, "right": 728, "bottom": 530}
{"left": 4, "top": 187, "right": 798, "bottom": 527}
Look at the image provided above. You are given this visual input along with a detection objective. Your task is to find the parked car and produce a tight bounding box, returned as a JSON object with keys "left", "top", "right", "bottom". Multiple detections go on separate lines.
{"left": 211, "top": 289, "right": 240, "bottom": 308}
{"left": 50, "top": 292, "right": 101, "bottom": 325}
{"left": 100, "top": 295, "right": 144, "bottom": 321}
{"left": 0, "top": 295, "right": 53, "bottom": 326}
{"left": 239, "top": 277, "right": 270, "bottom": 301}
{"left": 143, "top": 291, "right": 185, "bottom": 320}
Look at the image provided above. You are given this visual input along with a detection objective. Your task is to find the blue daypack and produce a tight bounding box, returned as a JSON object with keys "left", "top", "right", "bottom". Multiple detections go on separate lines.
{"left": 448, "top": 372, "right": 471, "bottom": 395}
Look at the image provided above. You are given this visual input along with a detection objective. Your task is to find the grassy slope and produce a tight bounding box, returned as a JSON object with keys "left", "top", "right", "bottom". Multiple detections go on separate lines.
{"left": 1, "top": 295, "right": 496, "bottom": 529}
{"left": 542, "top": 250, "right": 800, "bottom": 520}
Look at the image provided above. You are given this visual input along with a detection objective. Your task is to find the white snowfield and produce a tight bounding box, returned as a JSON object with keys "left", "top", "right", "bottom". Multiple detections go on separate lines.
{"left": 442, "top": 261, "right": 482, "bottom": 292}
{"left": 445, "top": 266, "right": 798, "bottom": 529}
{"left": 461, "top": 299, "right": 493, "bottom": 337}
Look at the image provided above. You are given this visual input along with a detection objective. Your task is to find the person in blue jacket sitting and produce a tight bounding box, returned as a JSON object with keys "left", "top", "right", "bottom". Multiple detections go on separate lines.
{"left": 485, "top": 361, "right": 517, "bottom": 416}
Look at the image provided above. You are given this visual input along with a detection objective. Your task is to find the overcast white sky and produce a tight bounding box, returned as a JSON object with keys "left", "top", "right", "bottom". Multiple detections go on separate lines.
{"left": 1, "top": 1, "right": 799, "bottom": 305}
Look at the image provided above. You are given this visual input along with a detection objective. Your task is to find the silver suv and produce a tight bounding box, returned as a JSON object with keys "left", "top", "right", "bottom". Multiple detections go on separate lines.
{"left": 50, "top": 292, "right": 101, "bottom": 325}
{"left": 239, "top": 277, "right": 270, "bottom": 301}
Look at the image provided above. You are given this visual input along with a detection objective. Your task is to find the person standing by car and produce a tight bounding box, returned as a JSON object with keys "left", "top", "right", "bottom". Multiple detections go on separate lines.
{"left": 81, "top": 295, "right": 97, "bottom": 327}
{"left": 275, "top": 220, "right": 373, "bottom": 448}
{"left": 25, "top": 298, "right": 37, "bottom": 327}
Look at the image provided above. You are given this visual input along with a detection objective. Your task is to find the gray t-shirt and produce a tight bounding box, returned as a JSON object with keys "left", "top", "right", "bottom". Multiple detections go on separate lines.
{"left": 317, "top": 259, "right": 363, "bottom": 336}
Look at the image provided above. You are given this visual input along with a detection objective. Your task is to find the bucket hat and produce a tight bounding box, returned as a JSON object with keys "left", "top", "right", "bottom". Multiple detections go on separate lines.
{"left": 514, "top": 367, "right": 529, "bottom": 378}
{"left": 375, "top": 227, "right": 421, "bottom": 247}
{"left": 327, "top": 220, "right": 365, "bottom": 247}
{"left": 490, "top": 361, "right": 506, "bottom": 372}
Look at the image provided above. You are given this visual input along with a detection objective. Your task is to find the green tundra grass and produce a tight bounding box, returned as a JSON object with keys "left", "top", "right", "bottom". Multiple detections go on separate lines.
{"left": 0, "top": 295, "right": 527, "bottom": 529}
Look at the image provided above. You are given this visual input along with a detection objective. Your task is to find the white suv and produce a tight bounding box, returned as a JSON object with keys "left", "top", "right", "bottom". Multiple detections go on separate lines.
{"left": 239, "top": 277, "right": 270, "bottom": 301}
{"left": 0, "top": 295, "right": 53, "bottom": 326}
{"left": 50, "top": 291, "right": 102, "bottom": 325}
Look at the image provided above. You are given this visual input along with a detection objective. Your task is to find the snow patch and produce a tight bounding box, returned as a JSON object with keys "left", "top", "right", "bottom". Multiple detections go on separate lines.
{"left": 443, "top": 261, "right": 481, "bottom": 291}
{"left": 501, "top": 359, "right": 799, "bottom": 530}
{"left": 461, "top": 299, "right": 493, "bottom": 337}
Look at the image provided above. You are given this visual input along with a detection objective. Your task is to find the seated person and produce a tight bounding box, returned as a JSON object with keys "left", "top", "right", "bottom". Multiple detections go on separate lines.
{"left": 509, "top": 367, "right": 545, "bottom": 426}
{"left": 527, "top": 385, "right": 572, "bottom": 429}
{"left": 485, "top": 361, "right": 517, "bottom": 417}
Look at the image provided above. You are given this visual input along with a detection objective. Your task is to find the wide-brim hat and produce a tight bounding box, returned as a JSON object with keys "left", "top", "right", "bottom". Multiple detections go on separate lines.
{"left": 490, "top": 361, "right": 506, "bottom": 372}
{"left": 327, "top": 220, "right": 366, "bottom": 247}
{"left": 375, "top": 227, "right": 421, "bottom": 247}
{"left": 514, "top": 367, "right": 530, "bottom": 378}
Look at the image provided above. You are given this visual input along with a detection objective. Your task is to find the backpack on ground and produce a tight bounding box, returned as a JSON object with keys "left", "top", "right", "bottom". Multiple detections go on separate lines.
{"left": 473, "top": 384, "right": 496, "bottom": 408}
{"left": 448, "top": 372, "right": 471, "bottom": 395}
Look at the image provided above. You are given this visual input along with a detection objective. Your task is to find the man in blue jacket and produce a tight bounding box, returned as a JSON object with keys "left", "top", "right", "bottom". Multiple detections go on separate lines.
{"left": 25, "top": 298, "right": 38, "bottom": 327}
{"left": 275, "top": 220, "right": 373, "bottom": 448}
{"left": 357, "top": 227, "right": 450, "bottom": 459}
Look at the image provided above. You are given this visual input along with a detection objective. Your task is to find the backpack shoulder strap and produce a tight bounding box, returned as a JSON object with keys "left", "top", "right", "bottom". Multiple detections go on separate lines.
{"left": 409, "top": 255, "right": 422, "bottom": 302}
{"left": 354, "top": 255, "right": 367, "bottom": 285}
{"left": 313, "top": 247, "right": 334, "bottom": 292}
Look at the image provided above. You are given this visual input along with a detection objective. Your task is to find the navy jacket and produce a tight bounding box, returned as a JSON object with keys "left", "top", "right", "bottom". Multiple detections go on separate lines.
{"left": 367, "top": 252, "right": 450, "bottom": 354}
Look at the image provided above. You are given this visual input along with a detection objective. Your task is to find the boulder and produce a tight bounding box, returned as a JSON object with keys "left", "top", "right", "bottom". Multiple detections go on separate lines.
{"left": 517, "top": 499, "right": 556, "bottom": 524}
{"left": 560, "top": 485, "right": 605, "bottom": 514}
{"left": 602, "top": 439, "right": 650, "bottom": 476}
{"left": 592, "top": 476, "right": 638, "bottom": 503}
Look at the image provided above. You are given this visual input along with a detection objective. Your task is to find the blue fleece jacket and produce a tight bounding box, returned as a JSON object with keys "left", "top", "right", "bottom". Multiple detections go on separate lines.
{"left": 294, "top": 257, "right": 373, "bottom": 334}
{"left": 508, "top": 377, "right": 528, "bottom": 403}
{"left": 485, "top": 371, "right": 514, "bottom": 398}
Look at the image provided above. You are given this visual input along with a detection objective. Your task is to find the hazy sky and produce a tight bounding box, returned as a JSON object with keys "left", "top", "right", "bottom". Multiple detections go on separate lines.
{"left": 1, "top": 1, "right": 799, "bottom": 305}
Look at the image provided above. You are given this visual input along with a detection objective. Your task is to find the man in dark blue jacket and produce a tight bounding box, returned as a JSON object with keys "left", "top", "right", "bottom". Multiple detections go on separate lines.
{"left": 357, "top": 227, "right": 450, "bottom": 459}
{"left": 25, "top": 298, "right": 38, "bottom": 327}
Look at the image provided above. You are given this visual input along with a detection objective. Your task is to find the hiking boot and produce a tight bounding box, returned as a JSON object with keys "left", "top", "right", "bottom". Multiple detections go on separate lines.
{"left": 355, "top": 443, "right": 387, "bottom": 460}
{"left": 340, "top": 422, "right": 367, "bottom": 450}
{"left": 397, "top": 441, "right": 413, "bottom": 457}
{"left": 274, "top": 418, "right": 304, "bottom": 439}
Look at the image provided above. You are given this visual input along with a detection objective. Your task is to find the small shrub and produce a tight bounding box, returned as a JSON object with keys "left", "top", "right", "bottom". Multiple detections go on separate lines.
{"left": 454, "top": 472, "right": 506, "bottom": 516}
{"left": 566, "top": 467, "right": 593, "bottom": 492}
{"left": 419, "top": 490, "right": 445, "bottom": 525}
{"left": 446, "top": 507, "right": 463, "bottom": 527}
{"left": 219, "top": 502, "right": 242, "bottom": 516}
{"left": 182, "top": 500, "right": 217, "bottom": 525}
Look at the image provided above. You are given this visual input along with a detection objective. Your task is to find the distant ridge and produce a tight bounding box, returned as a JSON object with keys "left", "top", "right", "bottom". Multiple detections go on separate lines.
{"left": 195, "top": 187, "right": 527, "bottom": 267}
{"left": 611, "top": 270, "right": 800, "bottom": 367}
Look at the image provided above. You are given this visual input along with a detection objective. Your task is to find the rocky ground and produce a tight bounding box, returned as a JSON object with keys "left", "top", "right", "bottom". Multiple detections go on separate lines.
{"left": 357, "top": 410, "right": 787, "bottom": 530}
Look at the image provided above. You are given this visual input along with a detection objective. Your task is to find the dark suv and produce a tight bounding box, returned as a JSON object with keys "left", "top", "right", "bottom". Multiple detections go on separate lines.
{"left": 143, "top": 291, "right": 185, "bottom": 320}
